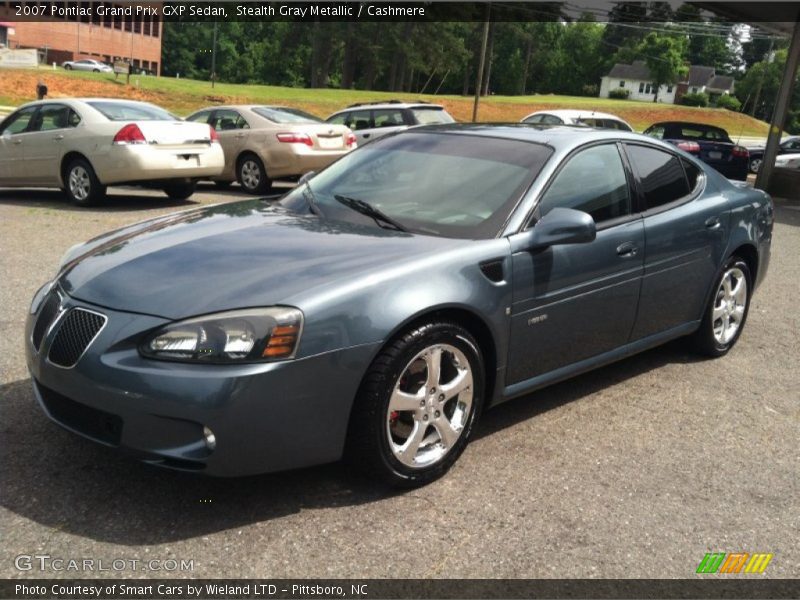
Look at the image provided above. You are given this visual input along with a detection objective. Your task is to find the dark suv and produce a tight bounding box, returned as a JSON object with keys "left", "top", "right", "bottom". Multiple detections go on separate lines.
{"left": 326, "top": 101, "right": 455, "bottom": 144}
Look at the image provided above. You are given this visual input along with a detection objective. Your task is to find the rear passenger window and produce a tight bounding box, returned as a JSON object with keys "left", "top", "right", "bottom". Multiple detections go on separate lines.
{"left": 339, "top": 110, "right": 371, "bottom": 131}
{"left": 626, "top": 145, "right": 690, "bottom": 210}
{"left": 373, "top": 109, "right": 405, "bottom": 128}
{"left": 537, "top": 144, "right": 630, "bottom": 224}
{"left": 682, "top": 159, "right": 702, "bottom": 192}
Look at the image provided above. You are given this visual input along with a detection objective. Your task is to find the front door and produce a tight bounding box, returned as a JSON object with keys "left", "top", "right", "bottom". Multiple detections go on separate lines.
{"left": 23, "top": 103, "right": 80, "bottom": 184}
{"left": 210, "top": 109, "right": 249, "bottom": 180}
{"left": 507, "top": 142, "right": 644, "bottom": 385}
{"left": 0, "top": 106, "right": 38, "bottom": 184}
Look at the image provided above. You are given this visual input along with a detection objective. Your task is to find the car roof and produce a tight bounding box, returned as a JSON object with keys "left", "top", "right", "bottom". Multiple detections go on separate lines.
{"left": 401, "top": 123, "right": 656, "bottom": 150}
{"left": 331, "top": 102, "right": 444, "bottom": 113}
{"left": 650, "top": 121, "right": 729, "bottom": 131}
{"left": 527, "top": 109, "right": 627, "bottom": 121}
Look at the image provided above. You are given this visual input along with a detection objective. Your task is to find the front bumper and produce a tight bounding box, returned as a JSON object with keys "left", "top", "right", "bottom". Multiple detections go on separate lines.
{"left": 25, "top": 290, "right": 379, "bottom": 476}
{"left": 92, "top": 143, "right": 225, "bottom": 185}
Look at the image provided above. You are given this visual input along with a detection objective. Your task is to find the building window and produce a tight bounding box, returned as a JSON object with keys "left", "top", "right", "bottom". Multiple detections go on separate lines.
{"left": 691, "top": 87, "right": 698, "bottom": 93}
{"left": 113, "top": 8, "right": 122, "bottom": 29}
{"left": 639, "top": 82, "right": 644, "bottom": 93}
{"left": 619, "top": 81, "right": 625, "bottom": 88}
{"left": 124, "top": 17, "right": 131, "bottom": 31}
{"left": 151, "top": 61, "right": 158, "bottom": 73}
{"left": 144, "top": 17, "right": 151, "bottom": 35}
{"left": 133, "top": 17, "right": 141, "bottom": 34}
{"left": 152, "top": 18, "right": 160, "bottom": 37}
{"left": 667, "top": 85, "right": 673, "bottom": 93}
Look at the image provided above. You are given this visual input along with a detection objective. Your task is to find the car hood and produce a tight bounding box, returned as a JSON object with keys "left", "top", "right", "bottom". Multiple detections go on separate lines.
{"left": 58, "top": 200, "right": 465, "bottom": 320}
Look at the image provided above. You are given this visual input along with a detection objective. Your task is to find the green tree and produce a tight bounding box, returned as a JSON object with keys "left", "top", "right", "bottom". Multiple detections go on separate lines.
{"left": 638, "top": 32, "right": 688, "bottom": 102}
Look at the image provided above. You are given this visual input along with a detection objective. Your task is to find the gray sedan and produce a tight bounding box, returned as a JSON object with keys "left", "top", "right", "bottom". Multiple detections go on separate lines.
{"left": 25, "top": 125, "right": 773, "bottom": 487}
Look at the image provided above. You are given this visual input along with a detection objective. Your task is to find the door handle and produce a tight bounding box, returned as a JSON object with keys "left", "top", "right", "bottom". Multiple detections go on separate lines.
{"left": 362, "top": 133, "right": 371, "bottom": 139}
{"left": 235, "top": 133, "right": 245, "bottom": 138}
{"left": 616, "top": 242, "right": 638, "bottom": 258}
{"left": 53, "top": 134, "right": 65, "bottom": 141}
{"left": 12, "top": 139, "right": 22, "bottom": 145}
{"left": 705, "top": 216, "right": 721, "bottom": 230}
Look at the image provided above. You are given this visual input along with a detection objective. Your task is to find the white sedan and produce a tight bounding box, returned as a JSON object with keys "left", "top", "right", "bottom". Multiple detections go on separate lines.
{"left": 62, "top": 59, "right": 113, "bottom": 73}
{"left": 0, "top": 99, "right": 224, "bottom": 205}
{"left": 521, "top": 109, "right": 634, "bottom": 132}
{"left": 775, "top": 153, "right": 800, "bottom": 170}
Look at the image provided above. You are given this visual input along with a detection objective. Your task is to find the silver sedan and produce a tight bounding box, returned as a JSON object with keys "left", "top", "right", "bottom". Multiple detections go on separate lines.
{"left": 62, "top": 59, "right": 113, "bottom": 73}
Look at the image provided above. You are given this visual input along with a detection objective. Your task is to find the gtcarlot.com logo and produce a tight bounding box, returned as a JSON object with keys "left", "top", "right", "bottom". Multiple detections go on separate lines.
{"left": 696, "top": 552, "right": 773, "bottom": 574}
{"left": 14, "top": 554, "right": 194, "bottom": 573}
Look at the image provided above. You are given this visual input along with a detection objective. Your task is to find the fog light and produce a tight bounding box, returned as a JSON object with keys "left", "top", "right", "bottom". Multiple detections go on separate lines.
{"left": 203, "top": 426, "right": 216, "bottom": 451}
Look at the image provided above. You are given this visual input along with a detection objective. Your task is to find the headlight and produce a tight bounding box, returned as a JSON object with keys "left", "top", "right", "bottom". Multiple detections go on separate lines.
{"left": 140, "top": 307, "right": 303, "bottom": 363}
{"left": 30, "top": 281, "right": 54, "bottom": 315}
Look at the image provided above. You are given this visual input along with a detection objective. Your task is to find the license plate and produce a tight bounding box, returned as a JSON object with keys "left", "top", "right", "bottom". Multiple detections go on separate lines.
{"left": 318, "top": 136, "right": 342, "bottom": 149}
{"left": 708, "top": 151, "right": 723, "bottom": 160}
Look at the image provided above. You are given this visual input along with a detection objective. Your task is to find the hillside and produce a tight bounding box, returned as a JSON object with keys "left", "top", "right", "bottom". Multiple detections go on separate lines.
{"left": 0, "top": 68, "right": 772, "bottom": 138}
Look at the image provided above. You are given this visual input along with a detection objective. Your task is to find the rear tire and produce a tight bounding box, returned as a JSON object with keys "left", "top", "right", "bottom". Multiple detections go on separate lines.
{"left": 345, "top": 321, "right": 484, "bottom": 488}
{"left": 163, "top": 181, "right": 196, "bottom": 200}
{"left": 64, "top": 64, "right": 72, "bottom": 70}
{"left": 689, "top": 257, "right": 751, "bottom": 357}
{"left": 237, "top": 154, "right": 271, "bottom": 195}
{"left": 64, "top": 158, "right": 106, "bottom": 206}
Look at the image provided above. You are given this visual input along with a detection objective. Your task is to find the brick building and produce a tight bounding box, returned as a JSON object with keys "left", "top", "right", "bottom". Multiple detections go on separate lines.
{"left": 0, "top": 2, "right": 162, "bottom": 74}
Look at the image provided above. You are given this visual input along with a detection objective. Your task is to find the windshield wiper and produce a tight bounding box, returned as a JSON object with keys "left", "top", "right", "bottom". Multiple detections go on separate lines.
{"left": 302, "top": 179, "right": 322, "bottom": 216}
{"left": 334, "top": 195, "right": 408, "bottom": 232}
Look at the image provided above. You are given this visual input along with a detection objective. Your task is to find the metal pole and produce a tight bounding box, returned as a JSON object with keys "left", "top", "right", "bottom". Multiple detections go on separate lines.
{"left": 755, "top": 19, "right": 800, "bottom": 191}
{"left": 472, "top": 5, "right": 491, "bottom": 123}
{"left": 211, "top": 22, "right": 218, "bottom": 88}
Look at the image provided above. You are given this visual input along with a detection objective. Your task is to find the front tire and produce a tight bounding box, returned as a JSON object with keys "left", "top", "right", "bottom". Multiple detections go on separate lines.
{"left": 163, "top": 181, "right": 196, "bottom": 200}
{"left": 346, "top": 321, "right": 484, "bottom": 488}
{"left": 64, "top": 158, "right": 106, "bottom": 206}
{"left": 237, "top": 154, "right": 271, "bottom": 195}
{"left": 690, "top": 257, "right": 751, "bottom": 357}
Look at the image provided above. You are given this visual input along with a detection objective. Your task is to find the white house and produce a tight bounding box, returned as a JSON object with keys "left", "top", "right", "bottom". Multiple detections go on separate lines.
{"left": 599, "top": 61, "right": 735, "bottom": 104}
{"left": 599, "top": 61, "right": 677, "bottom": 103}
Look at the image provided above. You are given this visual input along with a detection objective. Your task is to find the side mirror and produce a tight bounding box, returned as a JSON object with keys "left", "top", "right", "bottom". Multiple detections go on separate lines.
{"left": 510, "top": 207, "right": 596, "bottom": 252}
{"left": 298, "top": 171, "right": 316, "bottom": 185}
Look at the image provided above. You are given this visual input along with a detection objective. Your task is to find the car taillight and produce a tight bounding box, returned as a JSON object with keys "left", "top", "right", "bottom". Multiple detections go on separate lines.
{"left": 209, "top": 126, "right": 219, "bottom": 143}
{"left": 732, "top": 145, "right": 749, "bottom": 158}
{"left": 112, "top": 123, "right": 146, "bottom": 145}
{"left": 276, "top": 132, "right": 313, "bottom": 147}
{"left": 676, "top": 141, "right": 700, "bottom": 153}
{"left": 346, "top": 132, "right": 357, "bottom": 147}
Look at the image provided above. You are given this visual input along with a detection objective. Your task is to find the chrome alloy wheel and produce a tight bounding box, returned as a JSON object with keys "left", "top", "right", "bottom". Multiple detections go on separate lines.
{"left": 750, "top": 158, "right": 762, "bottom": 173}
{"left": 240, "top": 160, "right": 261, "bottom": 190}
{"left": 712, "top": 266, "right": 748, "bottom": 345}
{"left": 68, "top": 166, "right": 91, "bottom": 201}
{"left": 386, "top": 343, "right": 474, "bottom": 469}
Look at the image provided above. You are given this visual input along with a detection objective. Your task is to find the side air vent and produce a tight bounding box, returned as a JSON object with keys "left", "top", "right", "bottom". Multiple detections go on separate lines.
{"left": 479, "top": 259, "right": 505, "bottom": 283}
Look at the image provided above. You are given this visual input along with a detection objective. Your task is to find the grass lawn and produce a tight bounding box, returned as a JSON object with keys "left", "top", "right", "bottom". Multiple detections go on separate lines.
{"left": 0, "top": 67, "right": 772, "bottom": 137}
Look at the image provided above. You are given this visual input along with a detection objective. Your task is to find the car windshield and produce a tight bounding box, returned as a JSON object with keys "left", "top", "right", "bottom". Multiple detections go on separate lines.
{"left": 252, "top": 107, "right": 322, "bottom": 123}
{"left": 88, "top": 101, "right": 177, "bottom": 121}
{"left": 411, "top": 108, "right": 455, "bottom": 125}
{"left": 280, "top": 132, "right": 552, "bottom": 239}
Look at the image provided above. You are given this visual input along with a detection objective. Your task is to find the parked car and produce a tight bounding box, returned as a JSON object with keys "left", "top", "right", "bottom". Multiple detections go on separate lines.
{"left": 0, "top": 99, "right": 224, "bottom": 205}
{"left": 62, "top": 59, "right": 113, "bottom": 73}
{"left": 326, "top": 101, "right": 455, "bottom": 144}
{"left": 26, "top": 125, "right": 773, "bottom": 486}
{"left": 746, "top": 136, "right": 800, "bottom": 173}
{"left": 643, "top": 121, "right": 749, "bottom": 181}
{"left": 521, "top": 109, "right": 633, "bottom": 132}
{"left": 774, "top": 152, "right": 800, "bottom": 170}
{"left": 185, "top": 105, "right": 356, "bottom": 194}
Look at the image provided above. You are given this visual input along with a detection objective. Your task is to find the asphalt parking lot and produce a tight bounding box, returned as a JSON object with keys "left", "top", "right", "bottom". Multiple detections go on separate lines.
{"left": 0, "top": 184, "right": 798, "bottom": 579}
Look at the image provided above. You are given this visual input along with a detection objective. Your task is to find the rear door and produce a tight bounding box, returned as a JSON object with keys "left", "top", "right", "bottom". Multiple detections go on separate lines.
{"left": 507, "top": 142, "right": 645, "bottom": 384}
{"left": 328, "top": 109, "right": 372, "bottom": 144}
{"left": 23, "top": 103, "right": 81, "bottom": 183}
{"left": 209, "top": 109, "right": 248, "bottom": 176}
{"left": 369, "top": 108, "right": 408, "bottom": 141}
{"left": 623, "top": 143, "right": 729, "bottom": 339}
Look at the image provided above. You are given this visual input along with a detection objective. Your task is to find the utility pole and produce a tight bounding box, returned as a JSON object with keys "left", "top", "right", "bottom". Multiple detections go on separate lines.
{"left": 472, "top": 4, "right": 491, "bottom": 123}
{"left": 211, "top": 22, "right": 218, "bottom": 88}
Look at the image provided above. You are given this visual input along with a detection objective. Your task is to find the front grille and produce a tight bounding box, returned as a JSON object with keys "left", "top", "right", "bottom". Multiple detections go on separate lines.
{"left": 47, "top": 308, "right": 106, "bottom": 368}
{"left": 37, "top": 381, "right": 123, "bottom": 446}
{"left": 32, "top": 291, "right": 61, "bottom": 351}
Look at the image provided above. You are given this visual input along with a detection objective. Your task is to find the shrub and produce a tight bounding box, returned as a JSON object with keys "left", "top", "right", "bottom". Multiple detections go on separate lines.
{"left": 582, "top": 84, "right": 599, "bottom": 97}
{"left": 716, "top": 94, "right": 742, "bottom": 111}
{"left": 609, "top": 88, "right": 630, "bottom": 100}
{"left": 681, "top": 92, "right": 709, "bottom": 107}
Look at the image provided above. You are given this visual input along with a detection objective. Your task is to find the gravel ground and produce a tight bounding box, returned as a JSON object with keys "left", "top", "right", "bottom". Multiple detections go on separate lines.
{"left": 0, "top": 184, "right": 798, "bottom": 579}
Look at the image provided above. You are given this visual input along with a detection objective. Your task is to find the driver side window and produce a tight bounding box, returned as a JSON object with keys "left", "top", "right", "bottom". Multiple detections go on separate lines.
{"left": 536, "top": 144, "right": 631, "bottom": 225}
{"left": 0, "top": 106, "right": 38, "bottom": 136}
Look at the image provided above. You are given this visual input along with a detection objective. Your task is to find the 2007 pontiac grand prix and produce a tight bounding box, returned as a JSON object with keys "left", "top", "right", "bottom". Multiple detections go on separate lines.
{"left": 26, "top": 124, "right": 773, "bottom": 487}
